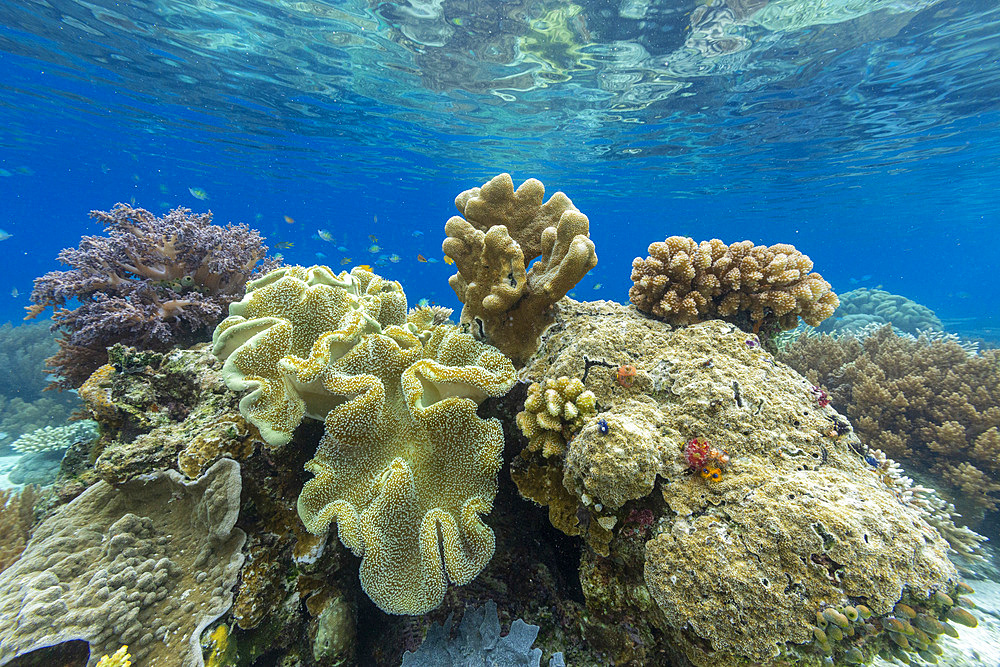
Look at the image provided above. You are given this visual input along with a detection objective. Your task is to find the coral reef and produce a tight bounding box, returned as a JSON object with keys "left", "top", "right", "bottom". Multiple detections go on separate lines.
{"left": 512, "top": 299, "right": 965, "bottom": 666}
{"left": 401, "top": 600, "right": 565, "bottom": 666}
{"left": 213, "top": 264, "right": 517, "bottom": 615}
{"left": 0, "top": 485, "right": 35, "bottom": 574}
{"left": 443, "top": 173, "right": 598, "bottom": 367}
{"left": 27, "top": 203, "right": 279, "bottom": 388}
{"left": 9, "top": 421, "right": 96, "bottom": 454}
{"left": 0, "top": 459, "right": 245, "bottom": 667}
{"left": 629, "top": 236, "right": 839, "bottom": 333}
{"left": 516, "top": 376, "right": 597, "bottom": 458}
{"left": 778, "top": 324, "right": 1000, "bottom": 518}
{"left": 817, "top": 287, "right": 943, "bottom": 336}
{"left": 0, "top": 322, "right": 81, "bottom": 450}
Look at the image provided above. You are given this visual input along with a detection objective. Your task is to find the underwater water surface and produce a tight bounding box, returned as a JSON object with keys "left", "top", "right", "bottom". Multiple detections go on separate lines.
{"left": 1, "top": 0, "right": 1000, "bottom": 666}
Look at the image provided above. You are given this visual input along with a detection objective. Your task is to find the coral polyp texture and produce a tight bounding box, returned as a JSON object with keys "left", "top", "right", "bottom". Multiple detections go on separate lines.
{"left": 817, "top": 287, "right": 943, "bottom": 335}
{"left": 779, "top": 324, "right": 1000, "bottom": 517}
{"left": 27, "top": 203, "right": 279, "bottom": 389}
{"left": 513, "top": 299, "right": 965, "bottom": 666}
{"left": 516, "top": 376, "right": 596, "bottom": 458}
{"left": 212, "top": 264, "right": 517, "bottom": 615}
{"left": 629, "top": 236, "right": 839, "bottom": 332}
{"left": 443, "top": 173, "right": 598, "bottom": 367}
{"left": 0, "top": 459, "right": 245, "bottom": 667}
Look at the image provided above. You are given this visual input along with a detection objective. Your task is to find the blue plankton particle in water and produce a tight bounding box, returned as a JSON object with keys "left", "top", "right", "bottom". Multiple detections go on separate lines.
{"left": 597, "top": 418, "right": 609, "bottom": 435}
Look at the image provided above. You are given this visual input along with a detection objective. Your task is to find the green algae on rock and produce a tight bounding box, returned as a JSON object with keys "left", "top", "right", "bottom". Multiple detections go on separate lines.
{"left": 515, "top": 298, "right": 965, "bottom": 666}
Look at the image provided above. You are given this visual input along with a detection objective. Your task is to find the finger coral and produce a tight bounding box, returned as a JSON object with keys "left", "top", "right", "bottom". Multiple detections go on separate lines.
{"left": 27, "top": 203, "right": 279, "bottom": 389}
{"left": 443, "top": 173, "right": 598, "bottom": 367}
{"left": 516, "top": 376, "right": 596, "bottom": 458}
{"left": 213, "top": 264, "right": 517, "bottom": 615}
{"left": 629, "top": 236, "right": 839, "bottom": 333}
{"left": 778, "top": 325, "right": 1000, "bottom": 516}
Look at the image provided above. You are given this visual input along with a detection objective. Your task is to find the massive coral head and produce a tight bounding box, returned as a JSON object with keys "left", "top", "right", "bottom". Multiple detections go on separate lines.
{"left": 27, "top": 203, "right": 279, "bottom": 389}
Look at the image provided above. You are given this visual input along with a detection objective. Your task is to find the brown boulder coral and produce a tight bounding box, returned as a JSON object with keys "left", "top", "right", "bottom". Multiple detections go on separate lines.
{"left": 630, "top": 236, "right": 838, "bottom": 333}
{"left": 0, "top": 459, "right": 245, "bottom": 667}
{"left": 443, "top": 173, "right": 598, "bottom": 367}
{"left": 514, "top": 299, "right": 967, "bottom": 666}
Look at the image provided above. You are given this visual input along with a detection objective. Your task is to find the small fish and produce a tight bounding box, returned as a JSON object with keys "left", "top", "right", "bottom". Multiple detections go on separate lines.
{"left": 368, "top": 244, "right": 380, "bottom": 253}
{"left": 255, "top": 212, "right": 264, "bottom": 222}
{"left": 317, "top": 229, "right": 333, "bottom": 242}
{"left": 443, "top": 255, "right": 454, "bottom": 265}
{"left": 373, "top": 214, "right": 378, "bottom": 224}
{"left": 412, "top": 230, "right": 424, "bottom": 238}
{"left": 274, "top": 241, "right": 294, "bottom": 249}
{"left": 132, "top": 173, "right": 141, "bottom": 182}
{"left": 389, "top": 254, "right": 401, "bottom": 263}
{"left": 417, "top": 254, "right": 427, "bottom": 263}
{"left": 417, "top": 298, "right": 430, "bottom": 307}
{"left": 369, "top": 234, "right": 378, "bottom": 243}
{"left": 284, "top": 215, "right": 295, "bottom": 224}
{"left": 315, "top": 252, "right": 326, "bottom": 259}
{"left": 159, "top": 184, "right": 168, "bottom": 193}
{"left": 0, "top": 229, "right": 12, "bottom": 241}
{"left": 340, "top": 257, "right": 352, "bottom": 265}
{"left": 188, "top": 187, "right": 209, "bottom": 200}
{"left": 356, "top": 264, "right": 373, "bottom": 272}
{"left": 336, "top": 245, "right": 348, "bottom": 252}
{"left": 426, "top": 257, "right": 438, "bottom": 263}
{"left": 10, "top": 287, "right": 18, "bottom": 298}
{"left": 593, "top": 283, "right": 602, "bottom": 290}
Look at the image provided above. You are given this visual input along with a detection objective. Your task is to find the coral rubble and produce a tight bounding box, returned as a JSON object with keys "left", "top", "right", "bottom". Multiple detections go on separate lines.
{"left": 27, "top": 203, "right": 279, "bottom": 388}
{"left": 213, "top": 264, "right": 517, "bottom": 615}
{"left": 443, "top": 173, "right": 598, "bottom": 367}
{"left": 629, "top": 236, "right": 839, "bottom": 333}
{"left": 0, "top": 459, "right": 245, "bottom": 667}
{"left": 513, "top": 299, "right": 965, "bottom": 666}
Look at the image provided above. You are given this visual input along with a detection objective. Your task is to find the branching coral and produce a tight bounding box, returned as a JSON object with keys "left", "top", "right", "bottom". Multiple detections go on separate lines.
{"left": 0, "top": 485, "right": 35, "bottom": 574}
{"left": 443, "top": 173, "right": 598, "bottom": 367}
{"left": 779, "top": 325, "right": 1000, "bottom": 515}
{"left": 629, "top": 236, "right": 839, "bottom": 332}
{"left": 27, "top": 203, "right": 279, "bottom": 389}
{"left": 10, "top": 421, "right": 97, "bottom": 454}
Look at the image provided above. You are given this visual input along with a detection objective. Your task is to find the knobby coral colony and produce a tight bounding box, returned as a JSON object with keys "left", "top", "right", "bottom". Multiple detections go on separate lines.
{"left": 26, "top": 204, "right": 279, "bottom": 388}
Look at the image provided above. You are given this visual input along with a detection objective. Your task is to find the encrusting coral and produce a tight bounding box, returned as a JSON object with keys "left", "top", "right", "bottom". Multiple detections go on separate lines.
{"left": 0, "top": 459, "right": 245, "bottom": 667}
{"left": 27, "top": 203, "right": 279, "bottom": 389}
{"left": 443, "top": 173, "right": 598, "bottom": 367}
{"left": 629, "top": 236, "right": 839, "bottom": 333}
{"left": 512, "top": 298, "right": 967, "bottom": 666}
{"left": 778, "top": 324, "right": 1000, "bottom": 517}
{"left": 213, "top": 264, "right": 517, "bottom": 615}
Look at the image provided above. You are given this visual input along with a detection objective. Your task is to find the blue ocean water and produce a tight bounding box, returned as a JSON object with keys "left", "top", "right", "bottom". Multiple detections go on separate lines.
{"left": 0, "top": 0, "right": 998, "bottom": 333}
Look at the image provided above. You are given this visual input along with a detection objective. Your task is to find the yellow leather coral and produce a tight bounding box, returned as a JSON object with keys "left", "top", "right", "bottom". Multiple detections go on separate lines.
{"left": 212, "top": 265, "right": 517, "bottom": 615}
{"left": 212, "top": 264, "right": 408, "bottom": 447}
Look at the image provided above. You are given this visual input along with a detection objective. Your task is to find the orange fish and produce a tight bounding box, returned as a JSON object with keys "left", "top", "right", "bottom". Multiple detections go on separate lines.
{"left": 443, "top": 255, "right": 454, "bottom": 265}
{"left": 417, "top": 254, "right": 427, "bottom": 263}
{"left": 284, "top": 215, "right": 295, "bottom": 224}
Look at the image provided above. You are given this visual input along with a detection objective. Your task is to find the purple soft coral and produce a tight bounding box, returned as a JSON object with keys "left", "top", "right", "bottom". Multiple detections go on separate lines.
{"left": 28, "top": 203, "right": 280, "bottom": 388}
